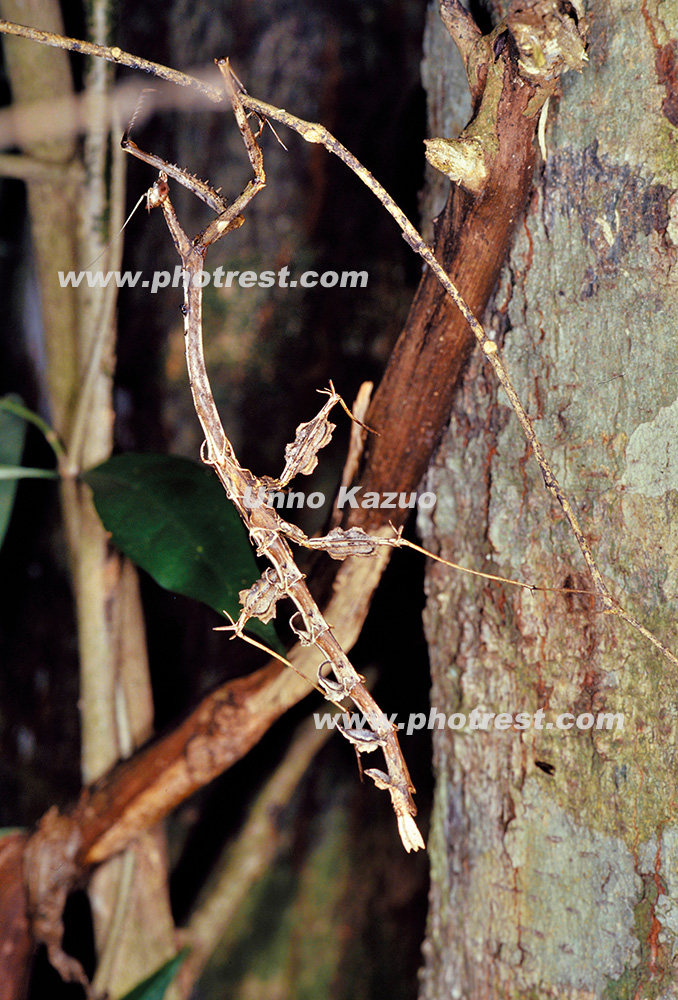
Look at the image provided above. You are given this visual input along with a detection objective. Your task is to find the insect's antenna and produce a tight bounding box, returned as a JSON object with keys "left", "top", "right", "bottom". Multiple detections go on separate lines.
{"left": 83, "top": 189, "right": 148, "bottom": 270}
{"left": 124, "top": 87, "right": 157, "bottom": 144}
{"left": 262, "top": 116, "right": 288, "bottom": 151}
{"left": 226, "top": 63, "right": 248, "bottom": 94}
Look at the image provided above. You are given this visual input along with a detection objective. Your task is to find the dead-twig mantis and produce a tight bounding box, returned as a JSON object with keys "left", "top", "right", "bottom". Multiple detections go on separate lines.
{"left": 123, "top": 60, "right": 425, "bottom": 854}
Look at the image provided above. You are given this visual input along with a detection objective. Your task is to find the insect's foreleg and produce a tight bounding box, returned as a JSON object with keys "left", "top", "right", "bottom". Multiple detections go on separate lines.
{"left": 194, "top": 60, "right": 267, "bottom": 250}
{"left": 121, "top": 134, "right": 231, "bottom": 216}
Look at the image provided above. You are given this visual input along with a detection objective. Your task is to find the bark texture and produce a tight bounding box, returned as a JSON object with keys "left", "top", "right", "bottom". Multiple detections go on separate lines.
{"left": 419, "top": 1, "right": 678, "bottom": 997}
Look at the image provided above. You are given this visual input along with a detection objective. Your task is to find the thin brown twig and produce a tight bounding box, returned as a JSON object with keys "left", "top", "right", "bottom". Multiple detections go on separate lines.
{"left": 0, "top": 19, "right": 224, "bottom": 101}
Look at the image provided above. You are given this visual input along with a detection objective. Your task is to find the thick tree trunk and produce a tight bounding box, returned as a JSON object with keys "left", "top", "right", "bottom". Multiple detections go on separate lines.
{"left": 419, "top": 1, "right": 678, "bottom": 996}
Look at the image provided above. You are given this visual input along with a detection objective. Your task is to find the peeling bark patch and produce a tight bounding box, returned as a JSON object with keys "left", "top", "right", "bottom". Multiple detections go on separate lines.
{"left": 543, "top": 144, "right": 671, "bottom": 296}
{"left": 504, "top": 785, "right": 640, "bottom": 992}
{"left": 656, "top": 40, "right": 678, "bottom": 127}
{"left": 621, "top": 396, "right": 678, "bottom": 497}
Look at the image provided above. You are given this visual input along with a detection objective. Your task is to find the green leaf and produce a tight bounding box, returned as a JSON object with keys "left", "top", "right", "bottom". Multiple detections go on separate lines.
{"left": 0, "top": 395, "right": 29, "bottom": 550}
{"left": 82, "top": 454, "right": 279, "bottom": 648}
{"left": 119, "top": 949, "right": 189, "bottom": 1000}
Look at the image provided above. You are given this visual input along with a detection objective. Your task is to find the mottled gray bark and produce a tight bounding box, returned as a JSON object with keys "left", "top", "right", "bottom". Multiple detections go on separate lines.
{"left": 419, "top": 1, "right": 678, "bottom": 997}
